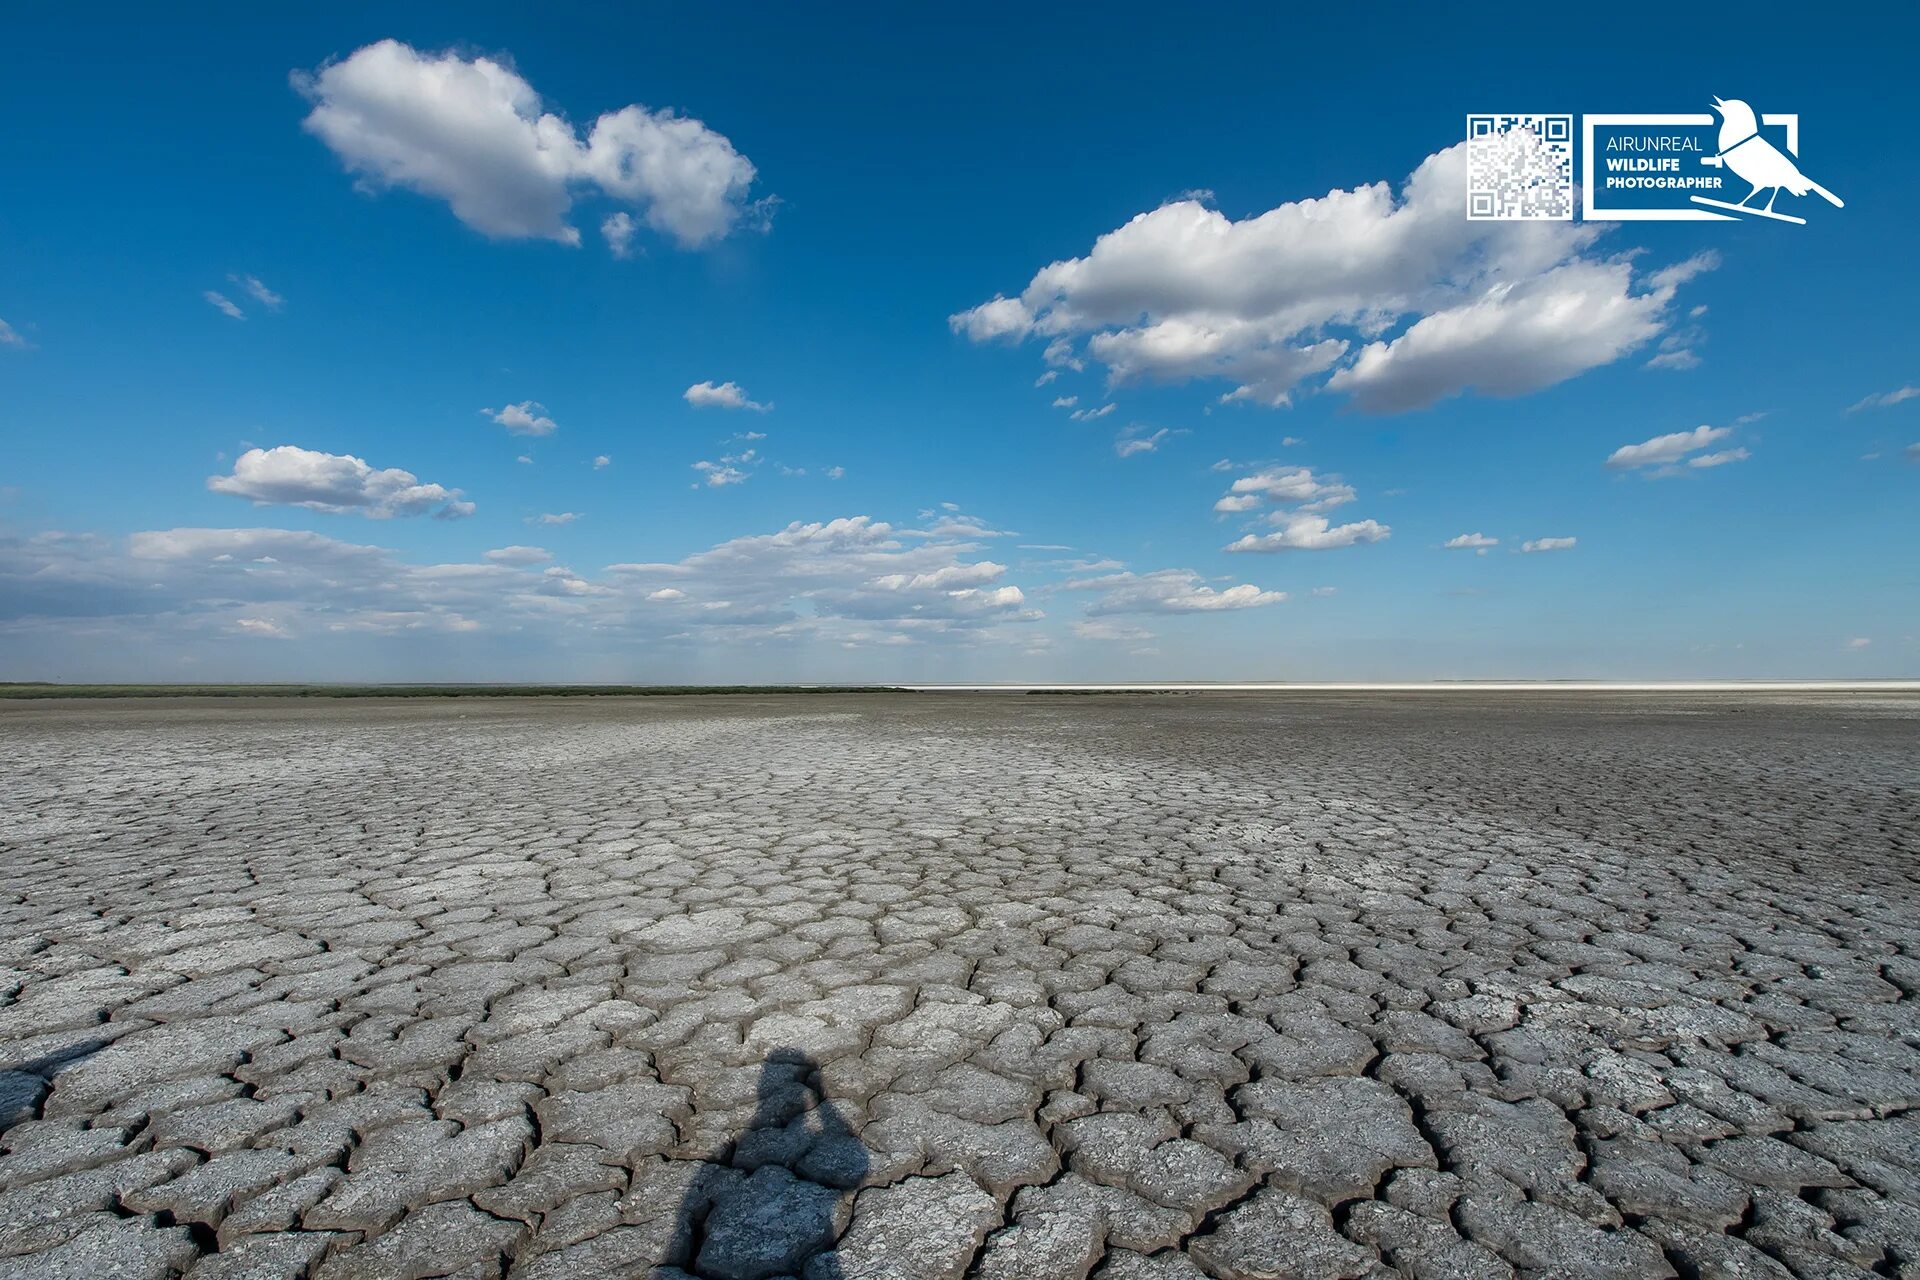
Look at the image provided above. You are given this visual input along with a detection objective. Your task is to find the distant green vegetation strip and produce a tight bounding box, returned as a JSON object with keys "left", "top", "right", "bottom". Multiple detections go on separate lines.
{"left": 0, "top": 683, "right": 907, "bottom": 700}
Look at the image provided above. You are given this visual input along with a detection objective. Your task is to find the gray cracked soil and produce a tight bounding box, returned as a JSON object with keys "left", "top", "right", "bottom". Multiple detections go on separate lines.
{"left": 1, "top": 691, "right": 1916, "bottom": 1279}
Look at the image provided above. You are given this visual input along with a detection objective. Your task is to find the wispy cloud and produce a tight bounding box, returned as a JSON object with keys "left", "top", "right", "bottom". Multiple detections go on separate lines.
{"left": 229, "top": 274, "right": 284, "bottom": 310}
{"left": 1848, "top": 386, "right": 1919, "bottom": 413}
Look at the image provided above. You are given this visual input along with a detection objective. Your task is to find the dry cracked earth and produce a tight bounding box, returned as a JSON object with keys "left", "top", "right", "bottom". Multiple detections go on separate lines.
{"left": 1, "top": 691, "right": 1917, "bottom": 1280}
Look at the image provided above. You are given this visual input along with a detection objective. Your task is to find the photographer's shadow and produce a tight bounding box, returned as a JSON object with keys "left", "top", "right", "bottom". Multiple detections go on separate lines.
{"left": 667, "top": 1047, "right": 868, "bottom": 1280}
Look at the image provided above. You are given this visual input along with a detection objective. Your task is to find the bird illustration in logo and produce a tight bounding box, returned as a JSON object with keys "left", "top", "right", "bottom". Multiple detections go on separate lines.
{"left": 1695, "top": 97, "right": 1842, "bottom": 223}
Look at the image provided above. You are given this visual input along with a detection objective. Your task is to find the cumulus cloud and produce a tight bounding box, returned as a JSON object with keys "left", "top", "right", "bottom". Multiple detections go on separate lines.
{"left": 295, "top": 39, "right": 761, "bottom": 250}
{"left": 1444, "top": 532, "right": 1498, "bottom": 553}
{"left": 593, "top": 455, "right": 611, "bottom": 469}
{"left": 530, "top": 512, "right": 579, "bottom": 526}
{"left": 693, "top": 458, "right": 750, "bottom": 487}
{"left": 204, "top": 291, "right": 245, "bottom": 320}
{"left": 1212, "top": 464, "right": 1387, "bottom": 553}
{"left": 485, "top": 401, "right": 559, "bottom": 436}
{"left": 1606, "top": 423, "right": 1749, "bottom": 475}
{"left": 2, "top": 515, "right": 1325, "bottom": 673}
{"left": 685, "top": 380, "right": 770, "bottom": 412}
{"left": 952, "top": 144, "right": 1710, "bottom": 411}
{"left": 1521, "top": 536, "right": 1577, "bottom": 553}
{"left": 1848, "top": 386, "right": 1920, "bottom": 413}
{"left": 1226, "top": 514, "right": 1390, "bottom": 554}
{"left": 1063, "top": 568, "right": 1286, "bottom": 616}
{"left": 1226, "top": 466, "right": 1354, "bottom": 510}
{"left": 207, "top": 446, "right": 473, "bottom": 519}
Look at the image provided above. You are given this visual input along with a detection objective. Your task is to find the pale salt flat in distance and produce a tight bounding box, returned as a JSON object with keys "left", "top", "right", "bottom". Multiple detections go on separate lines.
{"left": 899, "top": 680, "right": 1920, "bottom": 692}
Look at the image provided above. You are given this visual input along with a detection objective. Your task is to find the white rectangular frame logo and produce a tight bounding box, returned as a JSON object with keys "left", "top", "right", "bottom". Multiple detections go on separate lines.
{"left": 1582, "top": 113, "right": 1798, "bottom": 221}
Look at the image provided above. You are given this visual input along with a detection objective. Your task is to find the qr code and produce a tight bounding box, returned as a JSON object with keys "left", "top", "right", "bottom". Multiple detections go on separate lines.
{"left": 1467, "top": 114, "right": 1573, "bottom": 220}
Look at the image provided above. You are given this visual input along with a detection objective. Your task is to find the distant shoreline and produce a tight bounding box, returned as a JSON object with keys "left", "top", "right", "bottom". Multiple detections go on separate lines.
{"left": 0, "top": 684, "right": 907, "bottom": 700}
{"left": 2, "top": 679, "right": 1916, "bottom": 700}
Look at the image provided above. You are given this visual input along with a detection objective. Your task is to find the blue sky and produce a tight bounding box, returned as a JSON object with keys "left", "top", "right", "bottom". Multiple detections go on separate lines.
{"left": 2, "top": 4, "right": 1915, "bottom": 682}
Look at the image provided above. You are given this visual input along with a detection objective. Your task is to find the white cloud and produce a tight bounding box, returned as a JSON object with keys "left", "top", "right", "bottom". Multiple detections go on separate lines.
{"left": 295, "top": 39, "right": 760, "bottom": 250}
{"left": 602, "top": 211, "right": 638, "bottom": 258}
{"left": 870, "top": 562, "right": 1006, "bottom": 591}
{"left": 953, "top": 144, "right": 1711, "bottom": 412}
{"left": 1052, "top": 395, "right": 1078, "bottom": 408}
{"left": 8, "top": 517, "right": 1357, "bottom": 666}
{"left": 204, "top": 291, "right": 245, "bottom": 320}
{"left": 1328, "top": 258, "right": 1713, "bottom": 413}
{"left": 1214, "top": 465, "right": 1386, "bottom": 552}
{"left": 1034, "top": 371, "right": 1059, "bottom": 387}
{"left": 207, "top": 446, "right": 473, "bottom": 519}
{"left": 1846, "top": 636, "right": 1872, "bottom": 650}
{"left": 485, "top": 401, "right": 559, "bottom": 436}
{"left": 1073, "top": 619, "right": 1155, "bottom": 642}
{"left": 1645, "top": 348, "right": 1700, "bottom": 371}
{"left": 693, "top": 459, "right": 749, "bottom": 487}
{"left": 1521, "top": 536, "right": 1576, "bottom": 553}
{"left": 685, "top": 380, "right": 770, "bottom": 412}
{"left": 233, "top": 617, "right": 292, "bottom": 639}
{"left": 1065, "top": 568, "right": 1286, "bottom": 615}
{"left": 1226, "top": 513, "right": 1390, "bottom": 553}
{"left": 1070, "top": 403, "right": 1114, "bottom": 421}
{"left": 825, "top": 466, "right": 845, "bottom": 480}
{"left": 1114, "top": 428, "right": 1170, "bottom": 457}
{"left": 1444, "top": 532, "right": 1498, "bottom": 553}
{"left": 948, "top": 296, "right": 1032, "bottom": 342}
{"left": 1847, "top": 386, "right": 1920, "bottom": 413}
{"left": 1606, "top": 424, "right": 1748, "bottom": 473}
{"left": 531, "top": 512, "right": 579, "bottom": 525}
{"left": 1227, "top": 466, "right": 1354, "bottom": 510}
{"left": 229, "top": 274, "right": 284, "bottom": 310}
{"left": 593, "top": 454, "right": 611, "bottom": 469}
{"left": 484, "top": 545, "right": 550, "bottom": 566}
{"left": 0, "top": 318, "right": 28, "bottom": 349}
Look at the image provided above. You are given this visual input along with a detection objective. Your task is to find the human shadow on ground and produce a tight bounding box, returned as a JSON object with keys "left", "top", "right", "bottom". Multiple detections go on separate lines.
{"left": 0, "top": 1039, "right": 113, "bottom": 1130}
{"left": 665, "top": 1047, "right": 869, "bottom": 1280}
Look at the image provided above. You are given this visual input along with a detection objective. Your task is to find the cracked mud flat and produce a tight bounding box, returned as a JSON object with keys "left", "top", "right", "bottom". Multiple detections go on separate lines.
{"left": 1, "top": 691, "right": 1917, "bottom": 1280}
